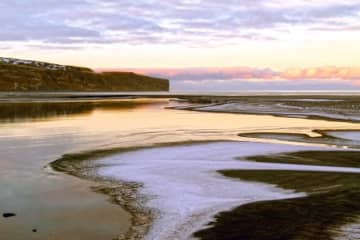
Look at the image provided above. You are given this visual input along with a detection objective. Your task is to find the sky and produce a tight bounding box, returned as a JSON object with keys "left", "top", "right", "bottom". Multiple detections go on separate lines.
{"left": 2, "top": 0, "right": 360, "bottom": 91}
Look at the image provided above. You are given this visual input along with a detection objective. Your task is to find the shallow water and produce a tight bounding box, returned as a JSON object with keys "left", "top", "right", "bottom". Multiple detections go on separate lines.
{"left": 1, "top": 98, "right": 360, "bottom": 239}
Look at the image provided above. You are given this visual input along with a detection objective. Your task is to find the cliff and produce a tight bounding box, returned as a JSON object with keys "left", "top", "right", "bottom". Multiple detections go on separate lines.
{"left": 0, "top": 57, "right": 169, "bottom": 91}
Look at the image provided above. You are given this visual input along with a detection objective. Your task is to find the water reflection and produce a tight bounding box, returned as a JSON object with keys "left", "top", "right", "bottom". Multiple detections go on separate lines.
{"left": 0, "top": 99, "right": 168, "bottom": 240}
{"left": 0, "top": 99, "right": 165, "bottom": 122}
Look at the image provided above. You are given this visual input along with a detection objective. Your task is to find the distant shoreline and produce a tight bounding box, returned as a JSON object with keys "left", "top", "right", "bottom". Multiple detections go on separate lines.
{"left": 2, "top": 90, "right": 360, "bottom": 98}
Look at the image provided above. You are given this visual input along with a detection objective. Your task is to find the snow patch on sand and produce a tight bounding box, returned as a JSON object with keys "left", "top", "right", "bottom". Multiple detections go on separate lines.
{"left": 93, "top": 142, "right": 360, "bottom": 239}
{"left": 327, "top": 131, "right": 360, "bottom": 142}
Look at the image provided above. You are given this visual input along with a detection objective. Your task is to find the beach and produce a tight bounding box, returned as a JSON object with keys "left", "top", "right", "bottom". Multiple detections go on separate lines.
{"left": 1, "top": 95, "right": 360, "bottom": 239}
{"left": 48, "top": 95, "right": 360, "bottom": 239}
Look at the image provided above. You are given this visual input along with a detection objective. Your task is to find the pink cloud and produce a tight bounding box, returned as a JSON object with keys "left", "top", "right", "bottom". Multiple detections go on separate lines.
{"left": 97, "top": 66, "right": 360, "bottom": 83}
{"left": 281, "top": 67, "right": 360, "bottom": 81}
{"left": 97, "top": 67, "right": 279, "bottom": 81}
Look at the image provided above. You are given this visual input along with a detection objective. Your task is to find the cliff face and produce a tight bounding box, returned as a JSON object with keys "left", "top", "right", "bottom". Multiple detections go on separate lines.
{"left": 0, "top": 58, "right": 169, "bottom": 91}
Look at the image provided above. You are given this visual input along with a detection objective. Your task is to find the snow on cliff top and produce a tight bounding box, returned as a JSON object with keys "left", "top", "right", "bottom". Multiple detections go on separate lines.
{"left": 0, "top": 57, "right": 68, "bottom": 71}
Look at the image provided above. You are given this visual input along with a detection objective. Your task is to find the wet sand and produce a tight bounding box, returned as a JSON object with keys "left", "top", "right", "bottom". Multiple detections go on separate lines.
{"left": 196, "top": 169, "right": 360, "bottom": 240}
{"left": 195, "top": 149, "right": 360, "bottom": 240}
{"left": 177, "top": 95, "right": 360, "bottom": 122}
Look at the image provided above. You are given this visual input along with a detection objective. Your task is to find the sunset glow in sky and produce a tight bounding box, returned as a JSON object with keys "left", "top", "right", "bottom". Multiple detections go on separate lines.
{"left": 2, "top": 0, "right": 360, "bottom": 90}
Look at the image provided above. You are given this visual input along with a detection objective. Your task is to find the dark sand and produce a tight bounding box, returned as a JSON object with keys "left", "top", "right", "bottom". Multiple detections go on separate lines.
{"left": 194, "top": 150, "right": 360, "bottom": 240}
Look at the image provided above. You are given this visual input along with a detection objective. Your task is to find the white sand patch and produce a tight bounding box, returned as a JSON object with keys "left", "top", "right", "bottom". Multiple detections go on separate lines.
{"left": 93, "top": 142, "right": 360, "bottom": 240}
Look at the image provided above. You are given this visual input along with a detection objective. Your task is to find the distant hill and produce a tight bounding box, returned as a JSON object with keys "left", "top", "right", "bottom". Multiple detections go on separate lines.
{"left": 0, "top": 57, "right": 169, "bottom": 91}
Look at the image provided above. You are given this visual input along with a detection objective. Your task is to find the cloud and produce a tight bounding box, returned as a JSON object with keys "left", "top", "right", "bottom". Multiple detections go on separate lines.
{"left": 171, "top": 79, "right": 360, "bottom": 91}
{"left": 101, "top": 66, "right": 360, "bottom": 81}
{"left": 0, "top": 1, "right": 100, "bottom": 43}
{"left": 281, "top": 67, "right": 360, "bottom": 81}
{"left": 1, "top": 0, "right": 360, "bottom": 47}
{"left": 107, "top": 67, "right": 278, "bottom": 81}
{"left": 97, "top": 66, "right": 360, "bottom": 90}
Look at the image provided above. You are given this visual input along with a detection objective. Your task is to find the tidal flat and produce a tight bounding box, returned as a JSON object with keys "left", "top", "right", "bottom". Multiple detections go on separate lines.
{"left": 178, "top": 95, "right": 360, "bottom": 122}
{"left": 2, "top": 95, "right": 360, "bottom": 240}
